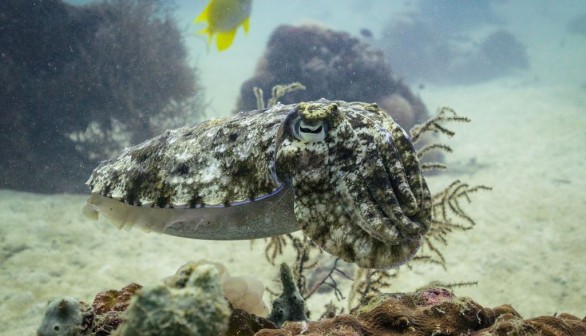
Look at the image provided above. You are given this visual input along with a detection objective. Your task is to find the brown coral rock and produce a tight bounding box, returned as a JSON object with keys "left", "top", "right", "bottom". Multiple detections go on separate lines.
{"left": 255, "top": 315, "right": 369, "bottom": 336}
{"left": 255, "top": 287, "right": 506, "bottom": 336}
{"left": 225, "top": 308, "right": 278, "bottom": 336}
{"left": 254, "top": 288, "right": 586, "bottom": 336}
{"left": 91, "top": 283, "right": 142, "bottom": 336}
{"left": 92, "top": 283, "right": 142, "bottom": 314}
{"left": 470, "top": 312, "right": 586, "bottom": 336}
{"left": 354, "top": 288, "right": 499, "bottom": 336}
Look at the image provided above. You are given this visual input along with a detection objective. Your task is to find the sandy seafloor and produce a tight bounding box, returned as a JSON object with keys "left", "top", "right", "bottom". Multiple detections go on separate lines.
{"left": 2, "top": 83, "right": 585, "bottom": 335}
{"left": 2, "top": 2, "right": 586, "bottom": 335}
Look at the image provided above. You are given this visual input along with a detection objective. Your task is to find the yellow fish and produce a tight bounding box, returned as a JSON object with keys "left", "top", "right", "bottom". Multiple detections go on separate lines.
{"left": 194, "top": 0, "right": 253, "bottom": 51}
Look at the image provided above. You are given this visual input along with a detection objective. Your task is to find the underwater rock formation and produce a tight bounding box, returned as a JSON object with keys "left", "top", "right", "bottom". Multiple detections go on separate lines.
{"left": 115, "top": 263, "right": 231, "bottom": 336}
{"left": 470, "top": 312, "right": 586, "bottom": 336}
{"left": 266, "top": 264, "right": 308, "bottom": 327}
{"left": 37, "top": 297, "right": 92, "bottom": 336}
{"left": 0, "top": 0, "right": 203, "bottom": 193}
{"left": 255, "top": 287, "right": 586, "bottom": 336}
{"left": 90, "top": 283, "right": 142, "bottom": 335}
{"left": 165, "top": 260, "right": 269, "bottom": 316}
{"left": 37, "top": 267, "right": 586, "bottom": 336}
{"left": 235, "top": 24, "right": 429, "bottom": 131}
{"left": 378, "top": 12, "right": 528, "bottom": 85}
{"left": 352, "top": 287, "right": 498, "bottom": 335}
{"left": 36, "top": 261, "right": 273, "bottom": 335}
{"left": 225, "top": 309, "right": 278, "bottom": 336}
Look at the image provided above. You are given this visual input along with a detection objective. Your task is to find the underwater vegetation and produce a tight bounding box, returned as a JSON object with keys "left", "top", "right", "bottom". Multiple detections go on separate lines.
{"left": 377, "top": 11, "right": 529, "bottom": 85}
{"left": 0, "top": 0, "right": 204, "bottom": 193}
{"left": 236, "top": 24, "right": 429, "bottom": 132}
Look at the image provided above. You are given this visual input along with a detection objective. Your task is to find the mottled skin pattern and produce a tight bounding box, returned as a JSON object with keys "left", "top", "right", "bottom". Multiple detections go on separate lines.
{"left": 275, "top": 101, "right": 431, "bottom": 268}
{"left": 88, "top": 107, "right": 287, "bottom": 207}
{"left": 87, "top": 99, "right": 431, "bottom": 269}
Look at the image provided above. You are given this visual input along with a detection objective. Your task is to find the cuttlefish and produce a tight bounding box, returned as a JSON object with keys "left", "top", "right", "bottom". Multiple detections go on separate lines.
{"left": 83, "top": 99, "right": 431, "bottom": 269}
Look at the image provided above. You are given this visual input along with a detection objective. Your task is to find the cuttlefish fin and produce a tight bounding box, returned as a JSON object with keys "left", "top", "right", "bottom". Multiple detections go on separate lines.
{"left": 83, "top": 188, "right": 300, "bottom": 240}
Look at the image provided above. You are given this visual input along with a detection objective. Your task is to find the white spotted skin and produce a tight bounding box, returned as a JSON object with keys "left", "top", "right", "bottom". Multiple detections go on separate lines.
{"left": 86, "top": 99, "right": 431, "bottom": 269}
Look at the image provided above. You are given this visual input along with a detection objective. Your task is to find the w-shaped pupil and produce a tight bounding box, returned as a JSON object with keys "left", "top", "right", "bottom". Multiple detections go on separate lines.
{"left": 300, "top": 125, "right": 323, "bottom": 134}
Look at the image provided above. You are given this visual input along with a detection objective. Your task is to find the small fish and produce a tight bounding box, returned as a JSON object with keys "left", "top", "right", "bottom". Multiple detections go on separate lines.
{"left": 359, "top": 28, "right": 373, "bottom": 39}
{"left": 194, "top": 0, "right": 252, "bottom": 51}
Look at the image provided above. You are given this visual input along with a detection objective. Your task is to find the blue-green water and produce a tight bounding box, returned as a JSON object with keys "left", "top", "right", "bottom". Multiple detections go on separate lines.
{"left": 1, "top": 1, "right": 585, "bottom": 334}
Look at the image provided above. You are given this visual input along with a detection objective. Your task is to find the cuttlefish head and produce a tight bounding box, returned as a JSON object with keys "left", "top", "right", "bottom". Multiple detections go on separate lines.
{"left": 275, "top": 100, "right": 431, "bottom": 269}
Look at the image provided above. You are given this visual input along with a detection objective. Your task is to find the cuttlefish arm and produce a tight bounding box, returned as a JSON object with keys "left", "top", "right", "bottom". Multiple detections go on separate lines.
{"left": 83, "top": 185, "right": 298, "bottom": 240}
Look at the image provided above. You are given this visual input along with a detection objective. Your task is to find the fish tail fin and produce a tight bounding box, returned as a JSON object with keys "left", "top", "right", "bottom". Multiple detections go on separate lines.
{"left": 216, "top": 29, "right": 237, "bottom": 51}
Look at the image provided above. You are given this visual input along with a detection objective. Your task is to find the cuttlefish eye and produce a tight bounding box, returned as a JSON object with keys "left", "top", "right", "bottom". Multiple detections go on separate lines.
{"left": 290, "top": 116, "right": 328, "bottom": 142}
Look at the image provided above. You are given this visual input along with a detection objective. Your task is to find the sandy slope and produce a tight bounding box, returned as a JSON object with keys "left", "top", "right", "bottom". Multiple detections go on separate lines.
{"left": 1, "top": 80, "right": 584, "bottom": 335}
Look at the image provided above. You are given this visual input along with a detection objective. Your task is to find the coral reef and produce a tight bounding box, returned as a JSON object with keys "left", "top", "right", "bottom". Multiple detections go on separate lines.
{"left": 91, "top": 283, "right": 142, "bottom": 335}
{"left": 36, "top": 264, "right": 586, "bottom": 336}
{"left": 255, "top": 287, "right": 586, "bottom": 336}
{"left": 0, "top": 0, "right": 203, "bottom": 193}
{"left": 36, "top": 261, "right": 272, "bottom": 335}
{"left": 235, "top": 24, "right": 429, "bottom": 132}
{"left": 471, "top": 312, "right": 586, "bottom": 336}
{"left": 37, "top": 297, "right": 92, "bottom": 336}
{"left": 353, "top": 287, "right": 498, "bottom": 335}
{"left": 378, "top": 12, "right": 528, "bottom": 85}
{"left": 114, "top": 263, "right": 231, "bottom": 336}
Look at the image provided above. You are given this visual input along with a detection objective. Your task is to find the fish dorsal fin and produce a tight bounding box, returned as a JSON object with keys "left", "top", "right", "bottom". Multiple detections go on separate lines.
{"left": 243, "top": 17, "right": 250, "bottom": 34}
{"left": 216, "top": 29, "right": 237, "bottom": 51}
{"left": 194, "top": 2, "right": 211, "bottom": 23}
